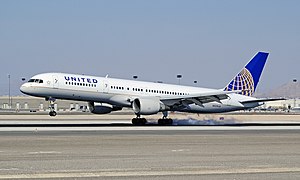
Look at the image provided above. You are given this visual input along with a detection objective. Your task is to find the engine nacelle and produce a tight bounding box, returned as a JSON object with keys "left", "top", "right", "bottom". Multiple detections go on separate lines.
{"left": 88, "top": 102, "right": 122, "bottom": 114}
{"left": 132, "top": 98, "right": 164, "bottom": 115}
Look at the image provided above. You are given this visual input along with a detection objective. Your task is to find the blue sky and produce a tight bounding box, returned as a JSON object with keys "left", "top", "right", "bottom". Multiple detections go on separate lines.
{"left": 0, "top": 0, "right": 299, "bottom": 95}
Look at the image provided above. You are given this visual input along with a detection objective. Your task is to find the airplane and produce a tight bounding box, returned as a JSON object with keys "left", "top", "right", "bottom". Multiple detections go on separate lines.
{"left": 20, "top": 52, "right": 283, "bottom": 125}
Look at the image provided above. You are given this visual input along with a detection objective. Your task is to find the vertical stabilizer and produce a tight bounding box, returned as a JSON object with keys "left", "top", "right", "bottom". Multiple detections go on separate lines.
{"left": 224, "top": 52, "right": 269, "bottom": 96}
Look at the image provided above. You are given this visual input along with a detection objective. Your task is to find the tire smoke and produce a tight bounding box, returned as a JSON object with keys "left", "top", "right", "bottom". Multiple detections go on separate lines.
{"left": 172, "top": 117, "right": 236, "bottom": 125}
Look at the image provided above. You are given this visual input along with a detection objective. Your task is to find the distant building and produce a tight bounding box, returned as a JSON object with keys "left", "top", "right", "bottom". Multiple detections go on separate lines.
{"left": 0, "top": 96, "right": 88, "bottom": 112}
{"left": 260, "top": 98, "right": 300, "bottom": 111}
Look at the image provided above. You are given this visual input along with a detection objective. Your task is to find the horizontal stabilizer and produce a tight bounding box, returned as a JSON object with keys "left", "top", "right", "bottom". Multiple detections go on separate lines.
{"left": 241, "top": 97, "right": 286, "bottom": 104}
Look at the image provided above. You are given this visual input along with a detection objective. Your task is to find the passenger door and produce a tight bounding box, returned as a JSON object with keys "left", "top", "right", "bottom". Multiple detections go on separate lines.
{"left": 52, "top": 75, "right": 59, "bottom": 89}
{"left": 103, "top": 81, "right": 109, "bottom": 93}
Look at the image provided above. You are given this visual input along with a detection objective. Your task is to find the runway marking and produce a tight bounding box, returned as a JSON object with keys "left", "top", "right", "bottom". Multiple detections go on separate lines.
{"left": 0, "top": 167, "right": 300, "bottom": 179}
{"left": 27, "top": 151, "right": 62, "bottom": 155}
{"left": 0, "top": 168, "right": 19, "bottom": 171}
{"left": 1, "top": 126, "right": 300, "bottom": 132}
{"left": 171, "top": 149, "right": 190, "bottom": 152}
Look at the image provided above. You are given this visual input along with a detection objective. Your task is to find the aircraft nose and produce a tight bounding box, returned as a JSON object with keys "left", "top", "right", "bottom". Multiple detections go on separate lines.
{"left": 20, "top": 83, "right": 30, "bottom": 95}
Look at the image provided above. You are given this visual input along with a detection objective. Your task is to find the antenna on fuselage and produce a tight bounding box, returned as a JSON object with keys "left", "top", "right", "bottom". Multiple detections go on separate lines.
{"left": 105, "top": 74, "right": 109, "bottom": 78}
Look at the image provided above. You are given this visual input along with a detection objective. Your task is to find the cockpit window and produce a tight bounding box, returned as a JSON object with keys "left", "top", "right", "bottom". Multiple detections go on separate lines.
{"left": 28, "top": 79, "right": 43, "bottom": 83}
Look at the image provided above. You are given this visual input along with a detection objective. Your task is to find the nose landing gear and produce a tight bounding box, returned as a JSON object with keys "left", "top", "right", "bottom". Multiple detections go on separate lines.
{"left": 47, "top": 97, "right": 57, "bottom": 117}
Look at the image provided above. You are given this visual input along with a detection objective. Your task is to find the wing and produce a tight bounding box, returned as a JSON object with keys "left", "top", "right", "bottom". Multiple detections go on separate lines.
{"left": 161, "top": 90, "right": 241, "bottom": 107}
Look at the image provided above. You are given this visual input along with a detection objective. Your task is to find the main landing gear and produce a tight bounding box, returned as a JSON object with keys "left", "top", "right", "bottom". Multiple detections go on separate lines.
{"left": 47, "top": 97, "right": 57, "bottom": 117}
{"left": 132, "top": 115, "right": 147, "bottom": 126}
{"left": 157, "top": 111, "right": 173, "bottom": 125}
{"left": 157, "top": 118, "right": 173, "bottom": 126}
{"left": 131, "top": 112, "right": 173, "bottom": 126}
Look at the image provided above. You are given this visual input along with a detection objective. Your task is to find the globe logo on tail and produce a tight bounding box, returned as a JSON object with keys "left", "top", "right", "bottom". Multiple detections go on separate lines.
{"left": 224, "top": 68, "right": 255, "bottom": 96}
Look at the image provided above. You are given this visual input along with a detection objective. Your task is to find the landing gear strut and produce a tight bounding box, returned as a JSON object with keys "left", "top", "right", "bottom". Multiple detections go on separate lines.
{"left": 158, "top": 111, "right": 173, "bottom": 125}
{"left": 47, "top": 97, "right": 57, "bottom": 117}
{"left": 132, "top": 114, "right": 147, "bottom": 126}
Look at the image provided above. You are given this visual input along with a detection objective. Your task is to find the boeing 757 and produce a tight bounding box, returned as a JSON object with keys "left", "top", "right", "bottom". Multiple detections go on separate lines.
{"left": 20, "top": 52, "right": 282, "bottom": 125}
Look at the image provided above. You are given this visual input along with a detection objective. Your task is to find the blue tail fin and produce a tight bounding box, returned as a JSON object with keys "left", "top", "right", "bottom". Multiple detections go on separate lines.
{"left": 224, "top": 52, "right": 269, "bottom": 96}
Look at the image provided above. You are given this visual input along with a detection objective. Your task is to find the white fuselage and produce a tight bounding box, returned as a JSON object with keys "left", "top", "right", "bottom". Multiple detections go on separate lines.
{"left": 20, "top": 72, "right": 260, "bottom": 114}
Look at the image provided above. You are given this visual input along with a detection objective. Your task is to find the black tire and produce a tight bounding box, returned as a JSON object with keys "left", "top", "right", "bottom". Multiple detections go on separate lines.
{"left": 141, "top": 118, "right": 147, "bottom": 125}
{"left": 49, "top": 111, "right": 57, "bottom": 117}
{"left": 132, "top": 118, "right": 147, "bottom": 126}
{"left": 158, "top": 118, "right": 173, "bottom": 125}
{"left": 167, "top": 118, "right": 173, "bottom": 125}
{"left": 158, "top": 119, "right": 164, "bottom": 125}
{"left": 132, "top": 118, "right": 138, "bottom": 125}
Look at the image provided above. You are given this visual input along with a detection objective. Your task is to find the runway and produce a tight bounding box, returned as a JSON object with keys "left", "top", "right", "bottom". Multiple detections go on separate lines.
{"left": 0, "top": 115, "right": 300, "bottom": 179}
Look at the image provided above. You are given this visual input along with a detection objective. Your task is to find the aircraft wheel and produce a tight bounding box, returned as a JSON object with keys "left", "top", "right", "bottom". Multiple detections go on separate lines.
{"left": 49, "top": 111, "right": 57, "bottom": 117}
{"left": 132, "top": 118, "right": 138, "bottom": 125}
{"left": 167, "top": 118, "right": 173, "bottom": 125}
{"left": 158, "top": 118, "right": 173, "bottom": 125}
{"left": 132, "top": 118, "right": 147, "bottom": 126}
{"left": 158, "top": 119, "right": 163, "bottom": 125}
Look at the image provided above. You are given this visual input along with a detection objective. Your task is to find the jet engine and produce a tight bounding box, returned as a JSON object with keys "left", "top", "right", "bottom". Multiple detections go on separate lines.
{"left": 88, "top": 102, "right": 122, "bottom": 114}
{"left": 132, "top": 98, "right": 165, "bottom": 115}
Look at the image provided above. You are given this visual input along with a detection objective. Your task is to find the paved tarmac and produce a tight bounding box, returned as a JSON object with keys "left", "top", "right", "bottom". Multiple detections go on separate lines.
{"left": 0, "top": 115, "right": 300, "bottom": 179}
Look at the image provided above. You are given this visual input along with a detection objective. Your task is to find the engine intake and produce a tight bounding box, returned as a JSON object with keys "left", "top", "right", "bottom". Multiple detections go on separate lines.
{"left": 132, "top": 98, "right": 164, "bottom": 115}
